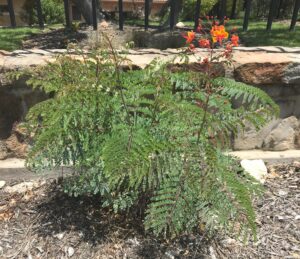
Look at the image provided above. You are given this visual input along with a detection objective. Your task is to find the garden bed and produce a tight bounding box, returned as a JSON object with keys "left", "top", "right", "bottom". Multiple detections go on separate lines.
{"left": 0, "top": 163, "right": 299, "bottom": 258}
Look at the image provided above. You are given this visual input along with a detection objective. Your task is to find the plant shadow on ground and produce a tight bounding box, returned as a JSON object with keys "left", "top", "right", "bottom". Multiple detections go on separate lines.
{"left": 0, "top": 25, "right": 88, "bottom": 51}
{"left": 32, "top": 182, "right": 210, "bottom": 258}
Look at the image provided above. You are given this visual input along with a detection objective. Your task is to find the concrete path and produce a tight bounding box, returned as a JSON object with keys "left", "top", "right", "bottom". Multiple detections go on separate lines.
{"left": 229, "top": 150, "right": 300, "bottom": 164}
{"left": 1, "top": 150, "right": 300, "bottom": 182}
{"left": 0, "top": 158, "right": 63, "bottom": 183}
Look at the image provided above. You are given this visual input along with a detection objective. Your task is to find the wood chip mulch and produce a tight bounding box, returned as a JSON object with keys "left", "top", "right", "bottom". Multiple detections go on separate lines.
{"left": 0, "top": 162, "right": 299, "bottom": 259}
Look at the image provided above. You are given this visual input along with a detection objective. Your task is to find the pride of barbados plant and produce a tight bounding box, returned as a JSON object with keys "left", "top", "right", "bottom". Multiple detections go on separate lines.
{"left": 22, "top": 22, "right": 278, "bottom": 240}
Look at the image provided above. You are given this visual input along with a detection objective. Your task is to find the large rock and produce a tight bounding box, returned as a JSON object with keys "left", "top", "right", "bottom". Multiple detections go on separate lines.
{"left": 5, "top": 124, "right": 28, "bottom": 159}
{"left": 295, "top": 129, "right": 300, "bottom": 149}
{"left": 234, "top": 62, "right": 289, "bottom": 85}
{"left": 0, "top": 181, "right": 6, "bottom": 189}
{"left": 234, "top": 119, "right": 281, "bottom": 150}
{"left": 0, "top": 91, "right": 23, "bottom": 139}
{"left": 262, "top": 116, "right": 300, "bottom": 151}
{"left": 0, "top": 141, "right": 9, "bottom": 160}
{"left": 283, "top": 63, "right": 300, "bottom": 85}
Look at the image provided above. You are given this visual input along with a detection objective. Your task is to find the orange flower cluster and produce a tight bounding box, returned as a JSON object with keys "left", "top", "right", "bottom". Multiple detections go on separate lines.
{"left": 183, "top": 31, "right": 195, "bottom": 44}
{"left": 181, "top": 18, "right": 239, "bottom": 50}
{"left": 210, "top": 25, "right": 229, "bottom": 44}
{"left": 231, "top": 34, "right": 239, "bottom": 47}
{"left": 198, "top": 39, "right": 210, "bottom": 48}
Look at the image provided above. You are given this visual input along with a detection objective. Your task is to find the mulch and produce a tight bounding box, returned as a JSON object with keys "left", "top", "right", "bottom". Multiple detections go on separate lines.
{"left": 0, "top": 162, "right": 299, "bottom": 259}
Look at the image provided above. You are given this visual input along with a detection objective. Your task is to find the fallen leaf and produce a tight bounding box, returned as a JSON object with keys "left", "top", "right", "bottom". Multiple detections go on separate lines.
{"left": 9, "top": 199, "right": 17, "bottom": 207}
{"left": 0, "top": 210, "right": 14, "bottom": 221}
{"left": 23, "top": 190, "right": 34, "bottom": 202}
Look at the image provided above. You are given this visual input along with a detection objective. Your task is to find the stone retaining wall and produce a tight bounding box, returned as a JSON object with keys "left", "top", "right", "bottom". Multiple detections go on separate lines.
{"left": 1, "top": 46, "right": 300, "bottom": 157}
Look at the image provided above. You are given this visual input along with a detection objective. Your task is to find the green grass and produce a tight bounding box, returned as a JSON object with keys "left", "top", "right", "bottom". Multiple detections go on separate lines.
{"left": 1, "top": 19, "right": 299, "bottom": 51}
{"left": 0, "top": 24, "right": 64, "bottom": 51}
{"left": 127, "top": 18, "right": 299, "bottom": 47}
{"left": 227, "top": 19, "right": 300, "bottom": 47}
{"left": 0, "top": 27, "right": 41, "bottom": 51}
{"left": 184, "top": 19, "right": 300, "bottom": 47}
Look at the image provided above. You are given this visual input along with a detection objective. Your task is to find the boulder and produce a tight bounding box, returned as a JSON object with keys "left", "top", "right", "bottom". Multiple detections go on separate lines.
{"left": 295, "top": 130, "right": 300, "bottom": 149}
{"left": 0, "top": 141, "right": 9, "bottom": 160}
{"left": 234, "top": 119, "right": 281, "bottom": 150}
{"left": 234, "top": 62, "right": 289, "bottom": 85}
{"left": 5, "top": 132, "right": 28, "bottom": 159}
{"left": 3, "top": 123, "right": 29, "bottom": 159}
{"left": 241, "top": 159, "right": 268, "bottom": 184}
{"left": 283, "top": 63, "right": 300, "bottom": 85}
{"left": 0, "top": 181, "right": 6, "bottom": 189}
{"left": 262, "top": 116, "right": 300, "bottom": 151}
{"left": 0, "top": 91, "right": 23, "bottom": 139}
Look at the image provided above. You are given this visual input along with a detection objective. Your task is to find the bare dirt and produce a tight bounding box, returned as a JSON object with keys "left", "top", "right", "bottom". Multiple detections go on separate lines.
{"left": 0, "top": 163, "right": 299, "bottom": 258}
{"left": 21, "top": 23, "right": 140, "bottom": 50}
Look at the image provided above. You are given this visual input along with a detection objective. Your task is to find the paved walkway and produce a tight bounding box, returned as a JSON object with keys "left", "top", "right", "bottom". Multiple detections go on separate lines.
{"left": 229, "top": 150, "right": 300, "bottom": 164}
{"left": 0, "top": 158, "right": 66, "bottom": 182}
{"left": 1, "top": 150, "right": 300, "bottom": 182}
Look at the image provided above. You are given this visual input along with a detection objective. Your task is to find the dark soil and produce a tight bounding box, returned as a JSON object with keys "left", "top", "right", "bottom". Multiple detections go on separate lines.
{"left": 0, "top": 163, "right": 299, "bottom": 258}
{"left": 21, "top": 23, "right": 139, "bottom": 50}
{"left": 22, "top": 27, "right": 87, "bottom": 50}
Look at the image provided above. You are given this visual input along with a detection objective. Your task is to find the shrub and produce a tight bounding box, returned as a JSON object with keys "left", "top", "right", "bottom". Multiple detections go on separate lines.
{"left": 22, "top": 26, "right": 278, "bottom": 240}
{"left": 21, "top": 0, "right": 64, "bottom": 25}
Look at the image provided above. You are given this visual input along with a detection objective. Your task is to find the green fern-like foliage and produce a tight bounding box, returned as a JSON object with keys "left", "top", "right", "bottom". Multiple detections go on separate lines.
{"left": 22, "top": 46, "right": 278, "bottom": 240}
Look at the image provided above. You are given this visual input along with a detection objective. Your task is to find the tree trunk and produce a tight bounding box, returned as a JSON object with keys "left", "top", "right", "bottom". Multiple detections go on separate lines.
{"left": 64, "top": 0, "right": 71, "bottom": 29}
{"left": 36, "top": 0, "right": 44, "bottom": 29}
{"left": 290, "top": 0, "right": 300, "bottom": 31}
{"left": 160, "top": 0, "right": 183, "bottom": 28}
{"left": 243, "top": 0, "right": 251, "bottom": 31}
{"left": 267, "top": 0, "right": 278, "bottom": 31}
{"left": 74, "top": 0, "right": 104, "bottom": 25}
{"left": 73, "top": 0, "right": 92, "bottom": 24}
{"left": 276, "top": 0, "right": 283, "bottom": 19}
{"left": 145, "top": 0, "right": 150, "bottom": 30}
{"left": 7, "top": 0, "right": 16, "bottom": 27}
{"left": 194, "top": 0, "right": 201, "bottom": 30}
{"left": 230, "top": 0, "right": 237, "bottom": 19}
{"left": 219, "top": 0, "right": 227, "bottom": 23}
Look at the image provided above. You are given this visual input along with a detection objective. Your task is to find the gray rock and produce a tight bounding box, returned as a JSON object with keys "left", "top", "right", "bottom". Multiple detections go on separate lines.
{"left": 0, "top": 141, "right": 9, "bottom": 160}
{"left": 234, "top": 119, "right": 281, "bottom": 150}
{"left": 263, "top": 116, "right": 300, "bottom": 151}
{"left": 283, "top": 63, "right": 300, "bottom": 84}
{"left": 0, "top": 181, "right": 6, "bottom": 189}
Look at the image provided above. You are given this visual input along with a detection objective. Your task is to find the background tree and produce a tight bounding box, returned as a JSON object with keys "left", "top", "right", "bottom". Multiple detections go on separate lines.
{"left": 230, "top": 0, "right": 238, "bottom": 18}
{"left": 73, "top": 0, "right": 109, "bottom": 25}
